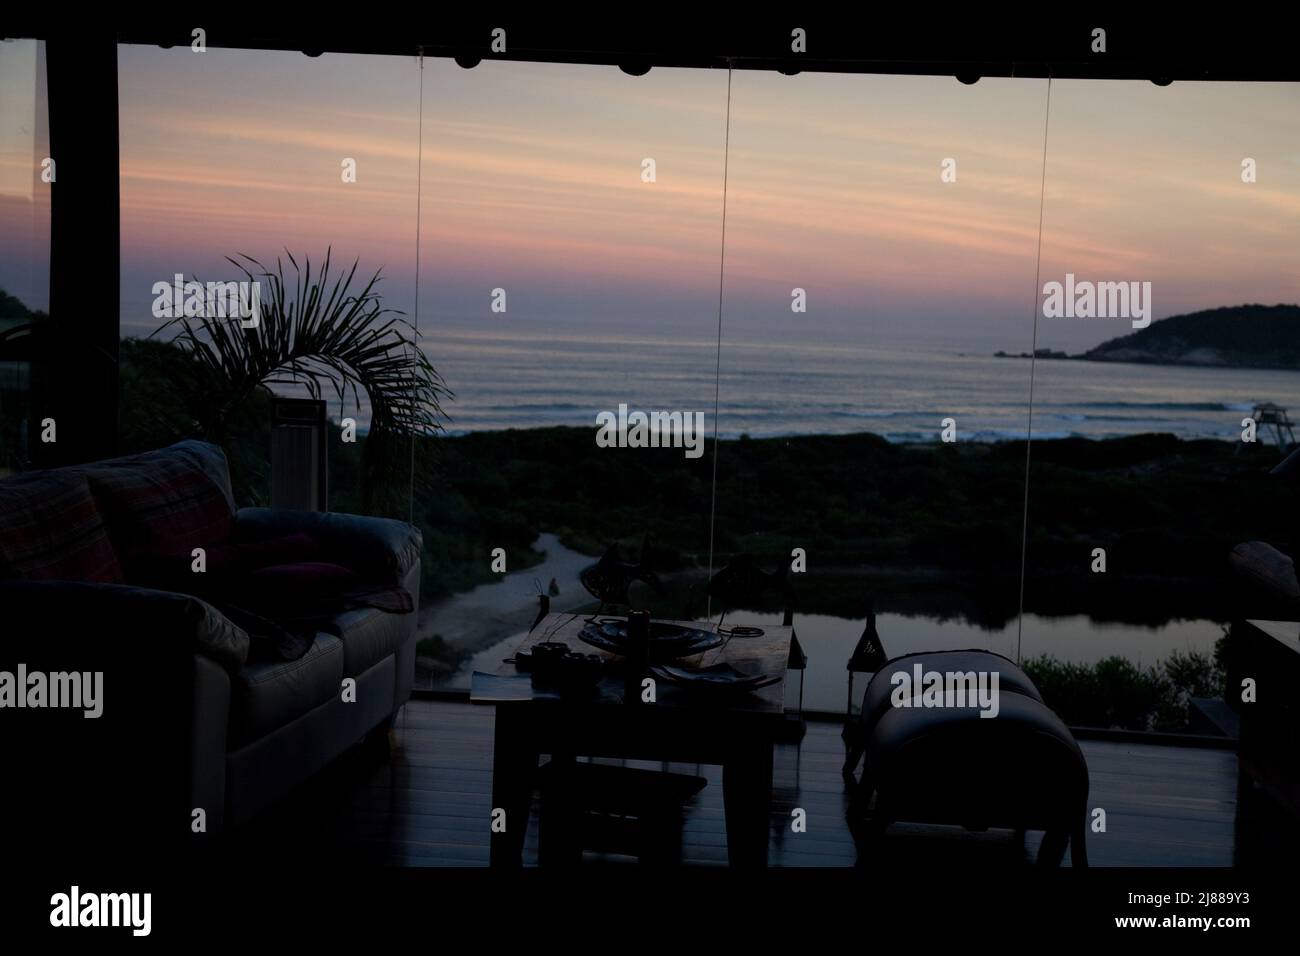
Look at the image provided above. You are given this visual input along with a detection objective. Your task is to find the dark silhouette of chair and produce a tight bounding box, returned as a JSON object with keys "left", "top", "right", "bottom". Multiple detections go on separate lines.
{"left": 845, "top": 650, "right": 1089, "bottom": 867}
{"left": 578, "top": 541, "right": 664, "bottom": 617}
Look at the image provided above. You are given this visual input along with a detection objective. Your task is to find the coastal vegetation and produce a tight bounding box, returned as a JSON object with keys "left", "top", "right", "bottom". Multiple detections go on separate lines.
{"left": 114, "top": 335, "right": 1295, "bottom": 623}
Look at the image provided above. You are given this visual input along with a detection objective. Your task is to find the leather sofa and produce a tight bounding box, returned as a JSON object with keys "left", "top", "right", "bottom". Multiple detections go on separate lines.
{"left": 0, "top": 439, "right": 421, "bottom": 847}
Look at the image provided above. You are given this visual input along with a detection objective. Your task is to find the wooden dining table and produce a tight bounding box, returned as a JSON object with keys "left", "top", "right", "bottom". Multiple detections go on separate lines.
{"left": 481, "top": 612, "right": 796, "bottom": 867}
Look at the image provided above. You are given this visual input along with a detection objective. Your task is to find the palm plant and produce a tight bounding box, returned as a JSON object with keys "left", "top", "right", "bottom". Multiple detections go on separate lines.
{"left": 154, "top": 250, "right": 451, "bottom": 512}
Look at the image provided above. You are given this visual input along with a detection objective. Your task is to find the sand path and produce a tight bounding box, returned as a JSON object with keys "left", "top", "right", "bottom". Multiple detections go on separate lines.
{"left": 416, "top": 532, "right": 594, "bottom": 657}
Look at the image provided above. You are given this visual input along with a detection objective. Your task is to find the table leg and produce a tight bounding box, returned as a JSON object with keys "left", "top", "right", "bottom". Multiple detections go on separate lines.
{"left": 538, "top": 753, "right": 583, "bottom": 867}
{"left": 490, "top": 705, "right": 538, "bottom": 867}
{"left": 723, "top": 738, "right": 774, "bottom": 867}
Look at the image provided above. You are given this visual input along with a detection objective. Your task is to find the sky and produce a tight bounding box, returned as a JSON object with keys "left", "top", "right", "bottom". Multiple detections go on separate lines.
{"left": 0, "top": 39, "right": 49, "bottom": 319}
{"left": 2, "top": 41, "right": 1298, "bottom": 353}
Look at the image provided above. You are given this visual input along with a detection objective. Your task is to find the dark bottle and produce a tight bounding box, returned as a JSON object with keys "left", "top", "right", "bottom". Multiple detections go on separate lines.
{"left": 624, "top": 609, "right": 651, "bottom": 704}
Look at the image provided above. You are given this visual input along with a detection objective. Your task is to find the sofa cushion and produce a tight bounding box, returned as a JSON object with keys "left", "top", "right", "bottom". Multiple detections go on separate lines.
{"left": 0, "top": 471, "right": 125, "bottom": 583}
{"left": 205, "top": 532, "right": 322, "bottom": 574}
{"left": 244, "top": 561, "right": 360, "bottom": 617}
{"left": 231, "top": 633, "right": 344, "bottom": 744}
{"left": 165, "top": 439, "right": 238, "bottom": 513}
{"left": 235, "top": 507, "right": 422, "bottom": 585}
{"left": 83, "top": 442, "right": 235, "bottom": 569}
{"left": 328, "top": 605, "right": 412, "bottom": 677}
{"left": 0, "top": 580, "right": 250, "bottom": 670}
{"left": 131, "top": 531, "right": 323, "bottom": 593}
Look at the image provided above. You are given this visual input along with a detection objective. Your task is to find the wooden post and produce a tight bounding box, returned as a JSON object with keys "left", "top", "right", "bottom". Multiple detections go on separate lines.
{"left": 37, "top": 33, "right": 120, "bottom": 466}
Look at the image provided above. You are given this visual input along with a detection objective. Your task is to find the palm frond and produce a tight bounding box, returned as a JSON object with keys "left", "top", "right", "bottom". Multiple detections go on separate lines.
{"left": 156, "top": 250, "right": 452, "bottom": 440}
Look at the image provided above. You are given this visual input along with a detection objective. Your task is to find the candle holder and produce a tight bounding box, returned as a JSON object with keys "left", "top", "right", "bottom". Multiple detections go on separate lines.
{"left": 844, "top": 599, "right": 888, "bottom": 740}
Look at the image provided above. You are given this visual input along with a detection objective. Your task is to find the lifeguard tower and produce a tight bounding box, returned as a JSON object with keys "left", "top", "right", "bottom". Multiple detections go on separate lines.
{"left": 1251, "top": 402, "right": 1296, "bottom": 450}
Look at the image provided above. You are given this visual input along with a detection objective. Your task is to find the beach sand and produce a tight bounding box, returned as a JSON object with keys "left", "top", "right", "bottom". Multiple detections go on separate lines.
{"left": 414, "top": 532, "right": 595, "bottom": 680}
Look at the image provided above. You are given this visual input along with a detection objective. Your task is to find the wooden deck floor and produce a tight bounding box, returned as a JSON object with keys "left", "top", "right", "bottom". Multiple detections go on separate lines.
{"left": 230, "top": 698, "right": 1262, "bottom": 868}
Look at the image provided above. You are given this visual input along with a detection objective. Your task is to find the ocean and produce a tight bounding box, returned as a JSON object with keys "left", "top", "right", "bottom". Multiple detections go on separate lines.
{"left": 419, "top": 329, "right": 1300, "bottom": 442}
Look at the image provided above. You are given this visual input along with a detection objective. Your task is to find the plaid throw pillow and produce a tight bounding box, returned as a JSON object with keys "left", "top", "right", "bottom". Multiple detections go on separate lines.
{"left": 84, "top": 448, "right": 235, "bottom": 568}
{"left": 0, "top": 472, "right": 125, "bottom": 583}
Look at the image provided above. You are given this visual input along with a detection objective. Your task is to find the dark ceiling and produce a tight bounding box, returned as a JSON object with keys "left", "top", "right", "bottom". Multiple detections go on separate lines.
{"left": 9, "top": 18, "right": 1300, "bottom": 82}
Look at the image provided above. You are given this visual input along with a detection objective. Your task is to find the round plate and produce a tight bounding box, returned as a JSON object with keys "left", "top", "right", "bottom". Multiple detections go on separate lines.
{"left": 649, "top": 663, "right": 781, "bottom": 694}
{"left": 578, "top": 619, "right": 723, "bottom": 661}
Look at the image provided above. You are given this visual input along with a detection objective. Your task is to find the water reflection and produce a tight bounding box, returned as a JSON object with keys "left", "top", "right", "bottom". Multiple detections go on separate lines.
{"left": 428, "top": 607, "right": 1223, "bottom": 717}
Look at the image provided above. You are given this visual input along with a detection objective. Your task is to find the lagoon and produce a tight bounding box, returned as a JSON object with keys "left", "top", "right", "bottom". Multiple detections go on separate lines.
{"left": 422, "top": 604, "right": 1223, "bottom": 717}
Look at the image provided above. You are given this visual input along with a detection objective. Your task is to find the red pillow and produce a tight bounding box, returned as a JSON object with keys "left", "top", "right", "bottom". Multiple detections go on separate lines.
{"left": 240, "top": 561, "right": 359, "bottom": 619}
{"left": 204, "top": 533, "right": 323, "bottom": 575}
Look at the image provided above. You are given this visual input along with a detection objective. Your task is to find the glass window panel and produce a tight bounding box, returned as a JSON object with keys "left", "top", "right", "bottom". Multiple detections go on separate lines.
{"left": 117, "top": 44, "right": 420, "bottom": 520}
{"left": 716, "top": 71, "right": 1048, "bottom": 716}
{"left": 412, "top": 60, "right": 730, "bottom": 690}
{"left": 1021, "top": 79, "right": 1300, "bottom": 732}
{"left": 0, "top": 38, "right": 49, "bottom": 474}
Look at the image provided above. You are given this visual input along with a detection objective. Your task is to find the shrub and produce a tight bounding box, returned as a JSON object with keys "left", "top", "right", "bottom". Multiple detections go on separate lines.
{"left": 1022, "top": 649, "right": 1223, "bottom": 732}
